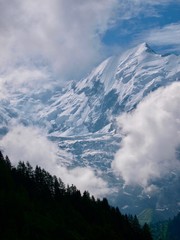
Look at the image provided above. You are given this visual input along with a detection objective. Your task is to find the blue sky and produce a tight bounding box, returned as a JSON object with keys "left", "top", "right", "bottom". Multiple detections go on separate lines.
{"left": 0, "top": 1, "right": 179, "bottom": 82}
{"left": 103, "top": 1, "right": 180, "bottom": 54}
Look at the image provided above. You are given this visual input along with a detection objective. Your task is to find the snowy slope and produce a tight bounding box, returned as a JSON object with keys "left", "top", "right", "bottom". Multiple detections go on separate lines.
{"left": 39, "top": 43, "right": 180, "bottom": 137}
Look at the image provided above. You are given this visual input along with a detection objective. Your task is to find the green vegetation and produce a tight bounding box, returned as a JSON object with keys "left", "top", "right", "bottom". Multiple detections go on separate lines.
{"left": 138, "top": 208, "right": 154, "bottom": 225}
{"left": 137, "top": 208, "right": 171, "bottom": 226}
{"left": 151, "top": 220, "right": 169, "bottom": 240}
{"left": 168, "top": 212, "right": 180, "bottom": 240}
{"left": 151, "top": 213, "right": 180, "bottom": 240}
{"left": 0, "top": 151, "right": 152, "bottom": 240}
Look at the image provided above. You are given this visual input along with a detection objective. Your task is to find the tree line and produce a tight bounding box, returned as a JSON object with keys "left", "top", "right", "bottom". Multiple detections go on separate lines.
{"left": 0, "top": 151, "right": 152, "bottom": 240}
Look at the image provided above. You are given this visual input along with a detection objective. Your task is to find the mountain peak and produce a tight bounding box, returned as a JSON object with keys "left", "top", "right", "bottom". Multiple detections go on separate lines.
{"left": 139, "top": 42, "right": 150, "bottom": 49}
{"left": 135, "top": 42, "right": 156, "bottom": 55}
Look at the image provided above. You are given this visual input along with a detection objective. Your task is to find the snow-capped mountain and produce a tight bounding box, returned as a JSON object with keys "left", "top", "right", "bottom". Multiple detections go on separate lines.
{"left": 0, "top": 43, "right": 180, "bottom": 220}
{"left": 39, "top": 43, "right": 180, "bottom": 136}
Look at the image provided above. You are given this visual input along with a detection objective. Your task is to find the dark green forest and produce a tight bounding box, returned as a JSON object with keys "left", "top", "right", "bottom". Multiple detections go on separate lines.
{"left": 0, "top": 151, "right": 153, "bottom": 240}
{"left": 151, "top": 212, "right": 180, "bottom": 240}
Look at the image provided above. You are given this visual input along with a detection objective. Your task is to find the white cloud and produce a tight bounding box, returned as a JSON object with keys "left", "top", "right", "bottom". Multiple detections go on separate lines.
{"left": 56, "top": 166, "right": 110, "bottom": 197}
{"left": 0, "top": 66, "right": 53, "bottom": 98}
{"left": 0, "top": 0, "right": 118, "bottom": 80}
{"left": 0, "top": 124, "right": 59, "bottom": 168}
{"left": 136, "top": 23, "right": 180, "bottom": 51}
{"left": 112, "top": 82, "right": 180, "bottom": 188}
{"left": 0, "top": 123, "right": 110, "bottom": 197}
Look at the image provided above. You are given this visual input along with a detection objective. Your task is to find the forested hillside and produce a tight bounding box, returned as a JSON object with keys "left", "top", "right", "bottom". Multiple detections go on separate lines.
{"left": 0, "top": 151, "right": 152, "bottom": 240}
{"left": 152, "top": 213, "right": 180, "bottom": 240}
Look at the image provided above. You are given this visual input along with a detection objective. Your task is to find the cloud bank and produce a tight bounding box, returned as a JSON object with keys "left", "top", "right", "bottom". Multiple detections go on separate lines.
{"left": 0, "top": 124, "right": 110, "bottom": 197}
{"left": 112, "top": 82, "right": 180, "bottom": 188}
{"left": 0, "top": 0, "right": 118, "bottom": 80}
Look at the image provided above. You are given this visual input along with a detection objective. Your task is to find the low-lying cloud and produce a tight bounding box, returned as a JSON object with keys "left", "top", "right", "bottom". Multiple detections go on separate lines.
{"left": 0, "top": 66, "right": 53, "bottom": 99}
{"left": 0, "top": 124, "right": 110, "bottom": 197}
{"left": 112, "top": 82, "right": 180, "bottom": 188}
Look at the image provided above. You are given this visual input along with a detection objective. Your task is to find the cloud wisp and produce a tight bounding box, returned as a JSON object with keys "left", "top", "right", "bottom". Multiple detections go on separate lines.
{"left": 112, "top": 82, "right": 180, "bottom": 189}
{"left": 116, "top": 0, "right": 175, "bottom": 20}
{"left": 135, "top": 23, "right": 180, "bottom": 52}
